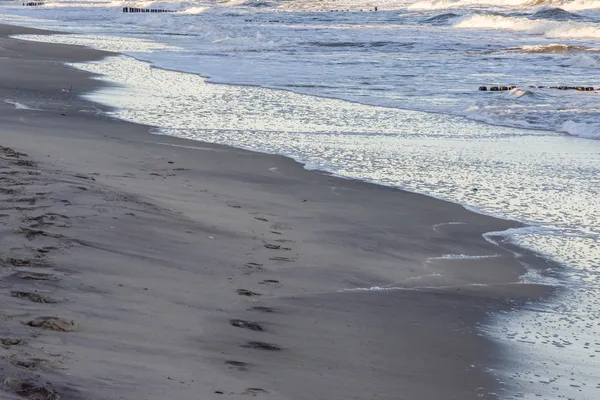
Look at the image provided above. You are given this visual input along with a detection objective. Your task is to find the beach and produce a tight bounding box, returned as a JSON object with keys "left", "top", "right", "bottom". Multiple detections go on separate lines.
{"left": 0, "top": 23, "right": 552, "bottom": 400}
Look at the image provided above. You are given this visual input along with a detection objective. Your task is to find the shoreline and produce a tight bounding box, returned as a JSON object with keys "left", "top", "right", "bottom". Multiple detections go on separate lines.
{"left": 0, "top": 23, "right": 553, "bottom": 400}
{"left": 13, "top": 31, "right": 569, "bottom": 140}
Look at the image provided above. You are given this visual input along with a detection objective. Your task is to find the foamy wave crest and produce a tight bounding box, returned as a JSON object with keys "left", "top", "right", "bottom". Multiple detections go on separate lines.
{"left": 280, "top": 0, "right": 417, "bottom": 11}
{"left": 518, "top": 43, "right": 592, "bottom": 53}
{"left": 114, "top": 1, "right": 211, "bottom": 12}
{"left": 454, "top": 13, "right": 600, "bottom": 38}
{"left": 507, "top": 88, "right": 535, "bottom": 98}
{"left": 178, "top": 6, "right": 209, "bottom": 13}
{"left": 409, "top": 0, "right": 524, "bottom": 10}
{"left": 523, "top": 0, "right": 600, "bottom": 11}
{"left": 560, "top": 121, "right": 600, "bottom": 139}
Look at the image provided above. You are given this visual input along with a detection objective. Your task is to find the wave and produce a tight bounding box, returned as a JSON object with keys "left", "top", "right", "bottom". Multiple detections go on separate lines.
{"left": 531, "top": 7, "right": 581, "bottom": 19}
{"left": 523, "top": 0, "right": 600, "bottom": 11}
{"left": 113, "top": 1, "right": 207, "bottom": 11}
{"left": 409, "top": 0, "right": 525, "bottom": 10}
{"left": 408, "top": 0, "right": 600, "bottom": 11}
{"left": 561, "top": 53, "right": 600, "bottom": 66}
{"left": 23, "top": 0, "right": 600, "bottom": 12}
{"left": 507, "top": 87, "right": 537, "bottom": 98}
{"left": 516, "top": 43, "right": 592, "bottom": 52}
{"left": 560, "top": 120, "right": 600, "bottom": 139}
{"left": 306, "top": 40, "right": 396, "bottom": 47}
{"left": 279, "top": 0, "right": 415, "bottom": 11}
{"left": 178, "top": 6, "right": 209, "bottom": 13}
{"left": 422, "top": 12, "right": 460, "bottom": 24}
{"left": 237, "top": 0, "right": 278, "bottom": 7}
{"left": 454, "top": 13, "right": 600, "bottom": 38}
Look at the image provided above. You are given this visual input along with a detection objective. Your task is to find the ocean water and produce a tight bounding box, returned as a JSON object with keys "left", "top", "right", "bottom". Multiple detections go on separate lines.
{"left": 0, "top": 0, "right": 599, "bottom": 398}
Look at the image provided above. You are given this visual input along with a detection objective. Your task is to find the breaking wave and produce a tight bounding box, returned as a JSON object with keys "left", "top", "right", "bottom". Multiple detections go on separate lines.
{"left": 560, "top": 120, "right": 600, "bottom": 139}
{"left": 422, "top": 12, "right": 460, "bottom": 24}
{"left": 523, "top": 0, "right": 600, "bottom": 11}
{"left": 454, "top": 13, "right": 600, "bottom": 38}
{"left": 516, "top": 43, "right": 592, "bottom": 52}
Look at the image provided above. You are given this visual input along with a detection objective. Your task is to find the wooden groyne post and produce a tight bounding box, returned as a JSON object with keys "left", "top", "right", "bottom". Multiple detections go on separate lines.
{"left": 479, "top": 85, "right": 596, "bottom": 92}
{"left": 122, "top": 7, "right": 175, "bottom": 13}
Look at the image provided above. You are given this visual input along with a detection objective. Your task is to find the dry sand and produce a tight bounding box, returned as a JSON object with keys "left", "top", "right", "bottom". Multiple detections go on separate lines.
{"left": 0, "top": 24, "right": 551, "bottom": 400}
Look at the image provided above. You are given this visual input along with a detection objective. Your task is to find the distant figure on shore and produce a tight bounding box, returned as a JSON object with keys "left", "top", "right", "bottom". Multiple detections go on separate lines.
{"left": 375, "top": 6, "right": 378, "bottom": 11}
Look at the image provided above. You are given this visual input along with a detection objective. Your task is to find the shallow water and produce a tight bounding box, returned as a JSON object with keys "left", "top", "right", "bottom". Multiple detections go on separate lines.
{"left": 3, "top": 0, "right": 600, "bottom": 137}
{"left": 1, "top": 0, "right": 600, "bottom": 398}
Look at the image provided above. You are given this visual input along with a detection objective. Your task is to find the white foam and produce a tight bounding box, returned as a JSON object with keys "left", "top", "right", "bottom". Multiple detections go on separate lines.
{"left": 279, "top": 0, "right": 415, "bottom": 11}
{"left": 519, "top": 43, "right": 594, "bottom": 53}
{"left": 14, "top": 34, "right": 181, "bottom": 53}
{"left": 432, "top": 221, "right": 467, "bottom": 230}
{"left": 178, "top": 6, "right": 209, "bottom": 13}
{"left": 4, "top": 99, "right": 38, "bottom": 110}
{"left": 409, "top": 0, "right": 524, "bottom": 10}
{"left": 507, "top": 88, "right": 534, "bottom": 98}
{"left": 522, "top": 0, "right": 600, "bottom": 11}
{"left": 340, "top": 286, "right": 418, "bottom": 292}
{"left": 454, "top": 13, "right": 600, "bottom": 39}
{"left": 410, "top": 0, "right": 600, "bottom": 11}
{"left": 430, "top": 253, "right": 502, "bottom": 259}
{"left": 560, "top": 120, "right": 600, "bottom": 139}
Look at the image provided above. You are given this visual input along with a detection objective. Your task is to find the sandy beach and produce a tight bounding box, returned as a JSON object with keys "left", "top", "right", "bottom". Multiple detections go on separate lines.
{"left": 0, "top": 24, "right": 551, "bottom": 400}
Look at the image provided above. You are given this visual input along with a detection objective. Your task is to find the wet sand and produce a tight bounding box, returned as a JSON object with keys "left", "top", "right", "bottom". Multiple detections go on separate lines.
{"left": 0, "top": 24, "right": 550, "bottom": 400}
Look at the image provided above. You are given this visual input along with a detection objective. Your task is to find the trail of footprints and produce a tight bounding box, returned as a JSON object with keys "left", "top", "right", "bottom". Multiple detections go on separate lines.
{"left": 1, "top": 145, "right": 291, "bottom": 398}
{"left": 0, "top": 146, "right": 85, "bottom": 399}
{"left": 218, "top": 206, "right": 304, "bottom": 397}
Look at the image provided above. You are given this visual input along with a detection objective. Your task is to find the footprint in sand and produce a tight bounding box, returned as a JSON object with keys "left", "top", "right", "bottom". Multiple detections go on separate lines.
{"left": 3, "top": 378, "right": 59, "bottom": 400}
{"left": 236, "top": 289, "right": 261, "bottom": 297}
{"left": 269, "top": 223, "right": 288, "bottom": 231}
{"left": 259, "top": 280, "right": 280, "bottom": 285}
{"left": 23, "top": 317, "right": 77, "bottom": 332}
{"left": 246, "top": 262, "right": 263, "bottom": 268}
{"left": 11, "top": 291, "right": 58, "bottom": 304}
{"left": 263, "top": 243, "right": 281, "bottom": 250}
{"left": 244, "top": 263, "right": 264, "bottom": 275}
{"left": 0, "top": 187, "right": 21, "bottom": 195}
{"left": 269, "top": 256, "right": 295, "bottom": 262}
{"left": 0, "top": 146, "right": 27, "bottom": 158}
{"left": 10, "top": 356, "right": 57, "bottom": 370}
{"left": 225, "top": 360, "right": 249, "bottom": 370}
{"left": 17, "top": 228, "right": 61, "bottom": 240}
{"left": 230, "top": 319, "right": 264, "bottom": 332}
{"left": 241, "top": 341, "right": 282, "bottom": 351}
{"left": 14, "top": 160, "right": 37, "bottom": 168}
{"left": 4, "top": 258, "right": 31, "bottom": 267}
{"left": 0, "top": 338, "right": 26, "bottom": 348}
{"left": 74, "top": 173, "right": 96, "bottom": 181}
{"left": 36, "top": 246, "right": 57, "bottom": 254}
{"left": 248, "top": 306, "right": 276, "bottom": 313}
{"left": 15, "top": 272, "right": 60, "bottom": 281}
